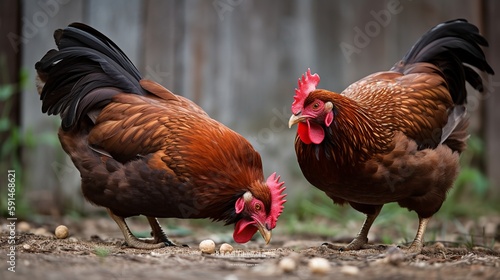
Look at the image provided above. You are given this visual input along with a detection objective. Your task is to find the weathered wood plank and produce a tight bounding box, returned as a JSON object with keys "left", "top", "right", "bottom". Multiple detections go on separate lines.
{"left": 0, "top": 1, "right": 22, "bottom": 149}
{"left": 0, "top": 0, "right": 21, "bottom": 173}
{"left": 18, "top": 0, "right": 498, "bottom": 211}
{"left": 85, "top": 0, "right": 144, "bottom": 65}
{"left": 484, "top": 0, "right": 500, "bottom": 199}
{"left": 20, "top": 0, "right": 85, "bottom": 215}
{"left": 141, "top": 0, "right": 180, "bottom": 90}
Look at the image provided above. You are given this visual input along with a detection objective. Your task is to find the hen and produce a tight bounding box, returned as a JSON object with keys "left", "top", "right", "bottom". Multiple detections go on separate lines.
{"left": 36, "top": 23, "right": 286, "bottom": 249}
{"left": 288, "top": 19, "right": 493, "bottom": 253}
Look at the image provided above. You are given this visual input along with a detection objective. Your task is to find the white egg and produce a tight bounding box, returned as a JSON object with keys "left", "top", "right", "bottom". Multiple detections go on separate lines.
{"left": 54, "top": 225, "right": 69, "bottom": 239}
{"left": 199, "top": 239, "right": 216, "bottom": 254}
{"left": 219, "top": 243, "right": 233, "bottom": 254}
{"left": 279, "top": 257, "right": 297, "bottom": 272}
{"left": 308, "top": 257, "right": 331, "bottom": 275}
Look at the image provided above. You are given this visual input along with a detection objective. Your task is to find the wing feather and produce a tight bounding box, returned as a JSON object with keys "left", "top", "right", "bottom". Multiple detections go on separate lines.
{"left": 140, "top": 79, "right": 208, "bottom": 116}
{"left": 343, "top": 70, "right": 454, "bottom": 149}
{"left": 88, "top": 94, "right": 173, "bottom": 162}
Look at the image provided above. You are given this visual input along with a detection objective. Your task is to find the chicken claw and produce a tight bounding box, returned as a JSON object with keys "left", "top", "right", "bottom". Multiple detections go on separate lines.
{"left": 144, "top": 216, "right": 177, "bottom": 246}
{"left": 341, "top": 209, "right": 381, "bottom": 251}
{"left": 400, "top": 216, "right": 430, "bottom": 254}
{"left": 106, "top": 209, "right": 176, "bottom": 249}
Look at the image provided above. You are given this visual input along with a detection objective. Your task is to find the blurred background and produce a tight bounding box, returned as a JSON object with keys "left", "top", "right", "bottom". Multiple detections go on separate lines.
{"left": 1, "top": 0, "right": 499, "bottom": 245}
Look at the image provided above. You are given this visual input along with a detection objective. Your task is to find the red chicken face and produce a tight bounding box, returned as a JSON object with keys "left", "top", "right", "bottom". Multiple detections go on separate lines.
{"left": 232, "top": 173, "right": 286, "bottom": 244}
{"left": 289, "top": 69, "right": 334, "bottom": 144}
{"left": 233, "top": 193, "right": 270, "bottom": 243}
{"left": 290, "top": 98, "right": 334, "bottom": 144}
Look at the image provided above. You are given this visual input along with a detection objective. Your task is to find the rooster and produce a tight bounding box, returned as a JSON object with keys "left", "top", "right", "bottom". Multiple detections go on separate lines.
{"left": 36, "top": 23, "right": 286, "bottom": 249}
{"left": 288, "top": 19, "right": 493, "bottom": 253}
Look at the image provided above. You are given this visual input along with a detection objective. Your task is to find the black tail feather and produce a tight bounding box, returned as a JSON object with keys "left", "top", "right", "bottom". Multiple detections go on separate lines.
{"left": 56, "top": 23, "right": 142, "bottom": 80}
{"left": 391, "top": 19, "right": 494, "bottom": 105}
{"left": 36, "top": 22, "right": 145, "bottom": 131}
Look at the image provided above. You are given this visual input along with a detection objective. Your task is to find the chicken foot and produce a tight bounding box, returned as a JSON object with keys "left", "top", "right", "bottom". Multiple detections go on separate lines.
{"left": 402, "top": 216, "right": 430, "bottom": 254}
{"left": 144, "top": 216, "right": 177, "bottom": 246}
{"left": 342, "top": 206, "right": 382, "bottom": 251}
{"left": 106, "top": 209, "right": 175, "bottom": 249}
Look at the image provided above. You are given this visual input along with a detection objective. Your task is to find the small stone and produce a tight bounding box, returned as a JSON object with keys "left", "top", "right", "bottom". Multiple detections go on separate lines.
{"left": 340, "top": 265, "right": 360, "bottom": 275}
{"left": 308, "top": 257, "right": 331, "bottom": 275}
{"left": 55, "top": 225, "right": 69, "bottom": 239}
{"left": 279, "top": 257, "right": 297, "bottom": 273}
{"left": 223, "top": 275, "right": 239, "bottom": 280}
{"left": 219, "top": 243, "right": 233, "bottom": 254}
{"left": 199, "top": 239, "right": 216, "bottom": 254}
{"left": 434, "top": 242, "right": 445, "bottom": 249}
{"left": 17, "top": 221, "right": 31, "bottom": 232}
{"left": 33, "top": 227, "right": 49, "bottom": 236}
{"left": 385, "top": 246, "right": 405, "bottom": 265}
{"left": 22, "top": 244, "right": 31, "bottom": 250}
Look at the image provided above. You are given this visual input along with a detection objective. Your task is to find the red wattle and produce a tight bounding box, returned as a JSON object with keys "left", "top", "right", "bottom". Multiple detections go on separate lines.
{"left": 233, "top": 219, "right": 258, "bottom": 243}
{"left": 297, "top": 122, "right": 312, "bottom": 144}
{"left": 297, "top": 120, "right": 325, "bottom": 144}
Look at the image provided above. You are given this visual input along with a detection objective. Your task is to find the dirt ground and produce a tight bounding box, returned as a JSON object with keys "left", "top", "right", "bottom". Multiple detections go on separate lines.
{"left": 1, "top": 217, "right": 499, "bottom": 280}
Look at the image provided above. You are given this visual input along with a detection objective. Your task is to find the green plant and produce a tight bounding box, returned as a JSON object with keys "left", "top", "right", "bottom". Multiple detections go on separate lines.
{"left": 438, "top": 135, "right": 497, "bottom": 219}
{"left": 280, "top": 186, "right": 363, "bottom": 237}
{"left": 0, "top": 65, "right": 30, "bottom": 218}
{"left": 94, "top": 247, "right": 111, "bottom": 258}
{"left": 0, "top": 66, "right": 62, "bottom": 218}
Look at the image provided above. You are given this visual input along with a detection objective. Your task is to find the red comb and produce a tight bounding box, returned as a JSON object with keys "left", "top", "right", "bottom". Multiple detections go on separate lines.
{"left": 291, "top": 68, "right": 320, "bottom": 114}
{"left": 267, "top": 172, "right": 287, "bottom": 229}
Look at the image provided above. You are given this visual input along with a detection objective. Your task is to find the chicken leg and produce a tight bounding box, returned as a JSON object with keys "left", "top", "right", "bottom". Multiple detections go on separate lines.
{"left": 343, "top": 205, "right": 383, "bottom": 251}
{"left": 145, "top": 216, "right": 177, "bottom": 246}
{"left": 106, "top": 209, "right": 175, "bottom": 249}
{"left": 404, "top": 216, "right": 430, "bottom": 253}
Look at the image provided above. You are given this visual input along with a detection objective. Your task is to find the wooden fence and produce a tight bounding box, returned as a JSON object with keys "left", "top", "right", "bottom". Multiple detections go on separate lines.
{"left": 1, "top": 0, "right": 499, "bottom": 215}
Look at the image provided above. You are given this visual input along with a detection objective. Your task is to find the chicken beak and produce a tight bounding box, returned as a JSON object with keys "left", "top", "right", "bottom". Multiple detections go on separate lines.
{"left": 288, "top": 114, "right": 303, "bottom": 128}
{"left": 257, "top": 223, "right": 272, "bottom": 245}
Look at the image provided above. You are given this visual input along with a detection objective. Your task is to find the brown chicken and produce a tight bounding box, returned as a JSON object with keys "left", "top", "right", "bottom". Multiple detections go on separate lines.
{"left": 36, "top": 23, "right": 286, "bottom": 249}
{"left": 288, "top": 19, "right": 493, "bottom": 253}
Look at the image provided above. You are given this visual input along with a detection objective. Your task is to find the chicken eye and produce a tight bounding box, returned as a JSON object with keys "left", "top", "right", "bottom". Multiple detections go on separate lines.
{"left": 255, "top": 203, "right": 262, "bottom": 211}
{"left": 312, "top": 103, "right": 320, "bottom": 110}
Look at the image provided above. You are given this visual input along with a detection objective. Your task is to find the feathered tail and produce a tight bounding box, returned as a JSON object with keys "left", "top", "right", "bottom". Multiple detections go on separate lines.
{"left": 35, "top": 22, "right": 145, "bottom": 131}
{"left": 391, "top": 19, "right": 494, "bottom": 105}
